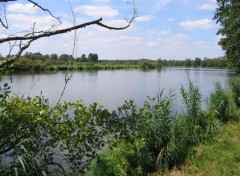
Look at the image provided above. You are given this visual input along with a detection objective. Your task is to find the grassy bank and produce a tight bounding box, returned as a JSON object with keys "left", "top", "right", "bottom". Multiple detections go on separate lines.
{"left": 167, "top": 120, "right": 240, "bottom": 176}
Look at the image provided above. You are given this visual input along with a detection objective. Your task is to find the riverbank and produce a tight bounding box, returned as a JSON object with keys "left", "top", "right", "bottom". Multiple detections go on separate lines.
{"left": 164, "top": 120, "right": 240, "bottom": 176}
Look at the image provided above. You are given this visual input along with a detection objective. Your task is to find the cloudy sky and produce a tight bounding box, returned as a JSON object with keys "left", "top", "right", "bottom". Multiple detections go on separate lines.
{"left": 0, "top": 0, "right": 224, "bottom": 60}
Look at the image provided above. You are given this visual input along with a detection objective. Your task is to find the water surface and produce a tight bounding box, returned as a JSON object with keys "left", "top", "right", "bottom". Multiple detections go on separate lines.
{"left": 1, "top": 68, "right": 236, "bottom": 111}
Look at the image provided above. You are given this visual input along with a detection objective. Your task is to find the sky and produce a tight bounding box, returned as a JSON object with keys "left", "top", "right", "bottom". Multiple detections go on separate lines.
{"left": 0, "top": 0, "right": 224, "bottom": 60}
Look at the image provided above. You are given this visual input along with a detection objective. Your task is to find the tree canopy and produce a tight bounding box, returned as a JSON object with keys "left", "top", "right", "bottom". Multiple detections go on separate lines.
{"left": 214, "top": 0, "right": 240, "bottom": 69}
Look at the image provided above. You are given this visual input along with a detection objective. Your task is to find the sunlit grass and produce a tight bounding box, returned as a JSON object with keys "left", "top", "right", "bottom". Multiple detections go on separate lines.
{"left": 167, "top": 121, "right": 240, "bottom": 176}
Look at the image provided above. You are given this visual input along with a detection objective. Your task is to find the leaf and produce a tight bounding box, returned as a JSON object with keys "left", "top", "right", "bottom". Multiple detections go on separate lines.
{"left": 17, "top": 156, "right": 27, "bottom": 173}
{"left": 14, "top": 167, "right": 18, "bottom": 176}
{"left": 42, "top": 171, "right": 48, "bottom": 176}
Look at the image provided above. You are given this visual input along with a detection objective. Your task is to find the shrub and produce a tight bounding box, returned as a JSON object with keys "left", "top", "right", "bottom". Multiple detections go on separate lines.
{"left": 230, "top": 78, "right": 240, "bottom": 108}
{"left": 87, "top": 91, "right": 175, "bottom": 175}
{"left": 209, "top": 82, "right": 237, "bottom": 122}
{"left": 0, "top": 91, "right": 112, "bottom": 175}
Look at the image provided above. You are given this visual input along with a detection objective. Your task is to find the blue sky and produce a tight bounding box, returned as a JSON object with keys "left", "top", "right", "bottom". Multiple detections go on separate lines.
{"left": 0, "top": 0, "right": 224, "bottom": 60}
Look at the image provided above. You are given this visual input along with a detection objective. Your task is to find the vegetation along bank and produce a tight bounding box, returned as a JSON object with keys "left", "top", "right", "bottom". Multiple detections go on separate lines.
{"left": 1, "top": 77, "right": 240, "bottom": 175}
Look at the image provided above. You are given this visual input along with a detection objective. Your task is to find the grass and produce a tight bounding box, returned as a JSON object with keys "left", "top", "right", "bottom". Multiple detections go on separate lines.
{"left": 167, "top": 121, "right": 240, "bottom": 176}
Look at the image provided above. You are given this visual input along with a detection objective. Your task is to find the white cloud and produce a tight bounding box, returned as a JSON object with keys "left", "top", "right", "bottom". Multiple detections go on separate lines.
{"left": 157, "top": 29, "right": 171, "bottom": 36}
{"left": 158, "top": 34, "right": 190, "bottom": 44}
{"left": 7, "top": 3, "right": 38, "bottom": 14}
{"left": 146, "top": 29, "right": 171, "bottom": 38}
{"left": 105, "top": 36, "right": 142, "bottom": 46}
{"left": 7, "top": 14, "right": 64, "bottom": 30}
{"left": 74, "top": 5, "right": 118, "bottom": 18}
{"left": 168, "top": 17, "right": 175, "bottom": 22}
{"left": 180, "top": 19, "right": 215, "bottom": 30}
{"left": 198, "top": 3, "right": 216, "bottom": 10}
{"left": 135, "top": 15, "right": 155, "bottom": 22}
{"left": 153, "top": 0, "right": 171, "bottom": 12}
{"left": 147, "top": 42, "right": 158, "bottom": 47}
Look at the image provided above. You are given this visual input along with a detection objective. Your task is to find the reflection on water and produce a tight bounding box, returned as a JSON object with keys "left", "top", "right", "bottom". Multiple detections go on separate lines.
{"left": 1, "top": 68, "right": 236, "bottom": 111}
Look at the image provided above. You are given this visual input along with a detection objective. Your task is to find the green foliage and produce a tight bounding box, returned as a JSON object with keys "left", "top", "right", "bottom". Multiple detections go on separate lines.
{"left": 88, "top": 53, "right": 98, "bottom": 62}
{"left": 180, "top": 78, "right": 205, "bottom": 146}
{"left": 209, "top": 82, "right": 237, "bottom": 122}
{"left": 87, "top": 91, "right": 174, "bottom": 175}
{"left": 214, "top": 0, "right": 240, "bottom": 69}
{"left": 230, "top": 77, "right": 240, "bottom": 107}
{"left": 86, "top": 140, "right": 145, "bottom": 176}
{"left": 0, "top": 89, "right": 111, "bottom": 175}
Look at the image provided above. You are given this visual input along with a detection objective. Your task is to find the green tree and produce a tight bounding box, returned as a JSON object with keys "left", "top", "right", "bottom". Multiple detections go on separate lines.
{"left": 80, "top": 54, "right": 88, "bottom": 62}
{"left": 194, "top": 57, "right": 202, "bottom": 67}
{"left": 185, "top": 58, "right": 193, "bottom": 67}
{"left": 214, "top": 0, "right": 240, "bottom": 69}
{"left": 59, "top": 54, "right": 71, "bottom": 61}
{"left": 50, "top": 53, "right": 58, "bottom": 60}
{"left": 88, "top": 53, "right": 98, "bottom": 62}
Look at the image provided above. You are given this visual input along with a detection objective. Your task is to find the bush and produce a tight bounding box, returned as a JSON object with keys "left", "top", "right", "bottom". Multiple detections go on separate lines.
{"left": 209, "top": 82, "right": 237, "bottom": 122}
{"left": 0, "top": 90, "right": 112, "bottom": 175}
{"left": 87, "top": 91, "right": 174, "bottom": 175}
{"left": 230, "top": 78, "right": 240, "bottom": 108}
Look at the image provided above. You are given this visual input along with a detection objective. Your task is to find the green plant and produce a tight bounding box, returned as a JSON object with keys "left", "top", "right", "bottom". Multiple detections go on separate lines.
{"left": 87, "top": 90, "right": 175, "bottom": 175}
{"left": 209, "top": 82, "right": 237, "bottom": 122}
{"left": 180, "top": 78, "right": 206, "bottom": 146}
{"left": 0, "top": 91, "right": 112, "bottom": 175}
{"left": 230, "top": 77, "right": 240, "bottom": 108}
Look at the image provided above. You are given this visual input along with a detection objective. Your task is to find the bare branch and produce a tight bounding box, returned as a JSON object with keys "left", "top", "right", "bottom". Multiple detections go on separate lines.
{"left": 0, "top": 3, "right": 8, "bottom": 28}
{"left": 0, "top": 39, "right": 36, "bottom": 68}
{"left": 0, "top": 16, "right": 137, "bottom": 44}
{"left": 0, "top": 0, "right": 16, "bottom": 2}
{"left": 27, "top": 0, "right": 62, "bottom": 25}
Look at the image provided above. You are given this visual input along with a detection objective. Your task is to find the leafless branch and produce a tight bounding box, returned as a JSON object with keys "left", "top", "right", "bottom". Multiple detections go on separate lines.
{"left": 0, "top": 3, "right": 8, "bottom": 28}
{"left": 27, "top": 0, "right": 62, "bottom": 25}
{"left": 0, "top": 0, "right": 16, "bottom": 3}
{"left": 0, "top": 39, "right": 36, "bottom": 68}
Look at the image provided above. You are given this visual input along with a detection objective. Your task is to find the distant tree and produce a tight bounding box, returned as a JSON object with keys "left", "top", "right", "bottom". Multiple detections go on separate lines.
{"left": 24, "top": 52, "right": 44, "bottom": 61}
{"left": 185, "top": 58, "right": 193, "bottom": 67}
{"left": 50, "top": 53, "right": 58, "bottom": 60}
{"left": 59, "top": 54, "right": 71, "bottom": 61}
{"left": 88, "top": 53, "right": 98, "bottom": 62}
{"left": 79, "top": 54, "right": 87, "bottom": 62}
{"left": 194, "top": 57, "right": 202, "bottom": 67}
{"left": 44, "top": 54, "right": 50, "bottom": 60}
{"left": 214, "top": 0, "right": 240, "bottom": 69}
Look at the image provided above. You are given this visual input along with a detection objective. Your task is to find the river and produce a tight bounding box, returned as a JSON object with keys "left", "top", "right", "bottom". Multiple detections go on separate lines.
{"left": 1, "top": 67, "right": 236, "bottom": 111}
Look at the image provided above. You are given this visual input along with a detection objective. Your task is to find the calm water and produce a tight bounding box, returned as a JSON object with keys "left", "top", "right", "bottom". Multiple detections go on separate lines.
{"left": 1, "top": 67, "right": 236, "bottom": 111}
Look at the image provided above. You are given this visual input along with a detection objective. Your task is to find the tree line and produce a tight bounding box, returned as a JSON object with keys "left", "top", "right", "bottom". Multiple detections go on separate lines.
{"left": 0, "top": 52, "right": 230, "bottom": 72}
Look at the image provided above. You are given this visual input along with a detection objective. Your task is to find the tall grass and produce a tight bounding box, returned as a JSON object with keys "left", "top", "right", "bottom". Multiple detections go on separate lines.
{"left": 230, "top": 77, "right": 240, "bottom": 108}
{"left": 209, "top": 82, "right": 237, "bottom": 122}
{"left": 86, "top": 90, "right": 175, "bottom": 175}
